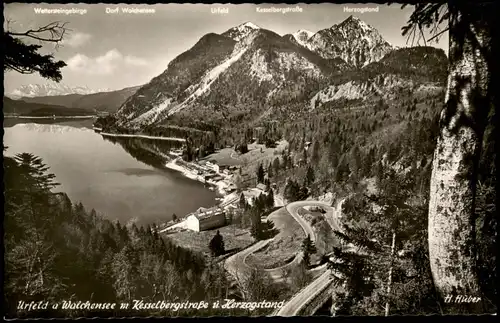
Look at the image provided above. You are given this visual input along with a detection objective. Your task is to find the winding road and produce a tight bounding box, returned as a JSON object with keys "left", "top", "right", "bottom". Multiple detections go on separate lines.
{"left": 223, "top": 196, "right": 347, "bottom": 316}
{"left": 275, "top": 198, "right": 347, "bottom": 317}
{"left": 224, "top": 200, "right": 333, "bottom": 282}
{"left": 285, "top": 200, "right": 334, "bottom": 243}
{"left": 275, "top": 270, "right": 334, "bottom": 316}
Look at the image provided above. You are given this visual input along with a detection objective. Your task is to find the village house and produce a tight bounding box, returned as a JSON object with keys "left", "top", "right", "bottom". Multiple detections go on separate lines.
{"left": 204, "top": 173, "right": 218, "bottom": 181}
{"left": 185, "top": 207, "right": 226, "bottom": 232}
{"left": 240, "top": 190, "right": 262, "bottom": 206}
{"left": 212, "top": 175, "right": 224, "bottom": 182}
{"left": 225, "top": 183, "right": 237, "bottom": 193}
{"left": 222, "top": 204, "right": 237, "bottom": 221}
{"left": 205, "top": 161, "right": 220, "bottom": 173}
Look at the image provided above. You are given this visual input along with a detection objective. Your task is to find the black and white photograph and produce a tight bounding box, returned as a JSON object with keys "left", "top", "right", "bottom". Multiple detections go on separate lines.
{"left": 2, "top": 1, "right": 496, "bottom": 318}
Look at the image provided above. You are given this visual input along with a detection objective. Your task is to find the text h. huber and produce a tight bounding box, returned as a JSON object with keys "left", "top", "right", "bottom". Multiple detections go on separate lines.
{"left": 444, "top": 295, "right": 482, "bottom": 303}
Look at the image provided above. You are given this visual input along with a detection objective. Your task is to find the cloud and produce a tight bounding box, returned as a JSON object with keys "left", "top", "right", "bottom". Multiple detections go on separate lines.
{"left": 124, "top": 56, "right": 148, "bottom": 66}
{"left": 66, "top": 49, "right": 149, "bottom": 75}
{"left": 63, "top": 32, "right": 92, "bottom": 48}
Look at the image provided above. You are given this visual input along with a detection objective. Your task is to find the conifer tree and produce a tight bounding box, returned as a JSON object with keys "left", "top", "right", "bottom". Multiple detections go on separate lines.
{"left": 267, "top": 189, "right": 275, "bottom": 209}
{"left": 208, "top": 230, "right": 225, "bottom": 257}
{"left": 256, "top": 163, "right": 265, "bottom": 184}
{"left": 305, "top": 166, "right": 315, "bottom": 186}
{"left": 301, "top": 234, "right": 317, "bottom": 267}
{"left": 4, "top": 22, "right": 68, "bottom": 81}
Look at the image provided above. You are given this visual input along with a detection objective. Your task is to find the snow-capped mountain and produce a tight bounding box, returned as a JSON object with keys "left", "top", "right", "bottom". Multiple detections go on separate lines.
{"left": 8, "top": 83, "right": 111, "bottom": 98}
{"left": 291, "top": 29, "right": 314, "bottom": 46}
{"left": 304, "top": 15, "right": 393, "bottom": 67}
{"left": 112, "top": 17, "right": 446, "bottom": 129}
{"left": 221, "top": 22, "right": 261, "bottom": 41}
{"left": 19, "top": 85, "right": 141, "bottom": 113}
{"left": 116, "top": 25, "right": 349, "bottom": 128}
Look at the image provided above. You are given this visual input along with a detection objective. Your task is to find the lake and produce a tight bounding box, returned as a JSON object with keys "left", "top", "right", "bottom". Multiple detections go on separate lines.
{"left": 3, "top": 118, "right": 217, "bottom": 227}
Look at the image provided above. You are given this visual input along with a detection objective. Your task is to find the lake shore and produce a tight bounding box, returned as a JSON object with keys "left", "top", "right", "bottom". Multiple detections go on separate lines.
{"left": 5, "top": 122, "right": 216, "bottom": 229}
{"left": 100, "top": 132, "right": 186, "bottom": 142}
{"left": 164, "top": 158, "right": 230, "bottom": 196}
{"left": 159, "top": 156, "right": 244, "bottom": 232}
{"left": 5, "top": 115, "right": 96, "bottom": 119}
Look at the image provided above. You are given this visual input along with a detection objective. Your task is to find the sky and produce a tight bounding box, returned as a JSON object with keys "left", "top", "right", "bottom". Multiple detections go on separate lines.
{"left": 3, "top": 3, "right": 449, "bottom": 93}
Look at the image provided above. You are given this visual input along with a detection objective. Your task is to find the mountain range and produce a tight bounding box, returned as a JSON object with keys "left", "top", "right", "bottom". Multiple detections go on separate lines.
{"left": 110, "top": 16, "right": 447, "bottom": 131}
{"left": 7, "top": 83, "right": 111, "bottom": 99}
{"left": 6, "top": 85, "right": 141, "bottom": 114}
{"left": 3, "top": 96, "right": 94, "bottom": 117}
{"left": 8, "top": 16, "right": 446, "bottom": 130}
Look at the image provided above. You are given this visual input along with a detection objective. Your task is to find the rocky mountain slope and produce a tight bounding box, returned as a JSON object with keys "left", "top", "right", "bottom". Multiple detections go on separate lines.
{"left": 115, "top": 21, "right": 353, "bottom": 128}
{"left": 221, "top": 21, "right": 261, "bottom": 41}
{"left": 304, "top": 15, "right": 393, "bottom": 67}
{"left": 310, "top": 46, "right": 447, "bottom": 109}
{"left": 110, "top": 16, "right": 447, "bottom": 131}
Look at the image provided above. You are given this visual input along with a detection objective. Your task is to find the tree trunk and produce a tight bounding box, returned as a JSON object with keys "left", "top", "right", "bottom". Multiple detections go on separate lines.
{"left": 428, "top": 5, "right": 491, "bottom": 302}
{"left": 330, "top": 295, "right": 338, "bottom": 317}
{"left": 384, "top": 231, "right": 396, "bottom": 316}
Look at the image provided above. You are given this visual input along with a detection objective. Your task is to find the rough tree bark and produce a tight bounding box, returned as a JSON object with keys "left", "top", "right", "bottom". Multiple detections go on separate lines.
{"left": 428, "top": 5, "right": 491, "bottom": 303}
{"left": 384, "top": 231, "right": 396, "bottom": 316}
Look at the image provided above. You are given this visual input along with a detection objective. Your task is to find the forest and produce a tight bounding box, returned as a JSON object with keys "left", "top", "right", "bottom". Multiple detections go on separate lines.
{"left": 3, "top": 152, "right": 280, "bottom": 318}
{"left": 4, "top": 1, "right": 497, "bottom": 317}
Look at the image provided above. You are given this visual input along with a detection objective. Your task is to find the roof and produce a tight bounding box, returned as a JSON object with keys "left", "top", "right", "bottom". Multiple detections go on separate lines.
{"left": 195, "top": 208, "right": 225, "bottom": 220}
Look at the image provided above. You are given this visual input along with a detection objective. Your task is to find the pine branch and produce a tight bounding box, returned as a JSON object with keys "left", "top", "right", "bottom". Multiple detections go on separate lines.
{"left": 428, "top": 27, "right": 450, "bottom": 42}
{"left": 401, "top": 3, "right": 448, "bottom": 46}
{"left": 6, "top": 21, "right": 70, "bottom": 45}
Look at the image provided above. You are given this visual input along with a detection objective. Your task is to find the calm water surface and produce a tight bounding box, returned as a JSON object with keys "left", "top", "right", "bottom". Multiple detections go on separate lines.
{"left": 3, "top": 119, "right": 216, "bottom": 227}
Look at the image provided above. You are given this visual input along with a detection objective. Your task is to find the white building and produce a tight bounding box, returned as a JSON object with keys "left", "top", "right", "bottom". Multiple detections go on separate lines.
{"left": 185, "top": 207, "right": 226, "bottom": 232}
{"left": 205, "top": 161, "right": 220, "bottom": 173}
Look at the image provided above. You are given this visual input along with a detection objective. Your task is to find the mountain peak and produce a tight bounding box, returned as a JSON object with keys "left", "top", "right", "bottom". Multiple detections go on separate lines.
{"left": 345, "top": 15, "right": 360, "bottom": 21}
{"left": 305, "top": 16, "right": 392, "bottom": 67}
{"left": 238, "top": 21, "right": 260, "bottom": 29}
{"left": 341, "top": 15, "right": 362, "bottom": 24}
{"left": 292, "top": 29, "right": 314, "bottom": 45}
{"left": 337, "top": 15, "right": 373, "bottom": 32}
{"left": 294, "top": 29, "right": 314, "bottom": 37}
{"left": 222, "top": 22, "right": 261, "bottom": 41}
